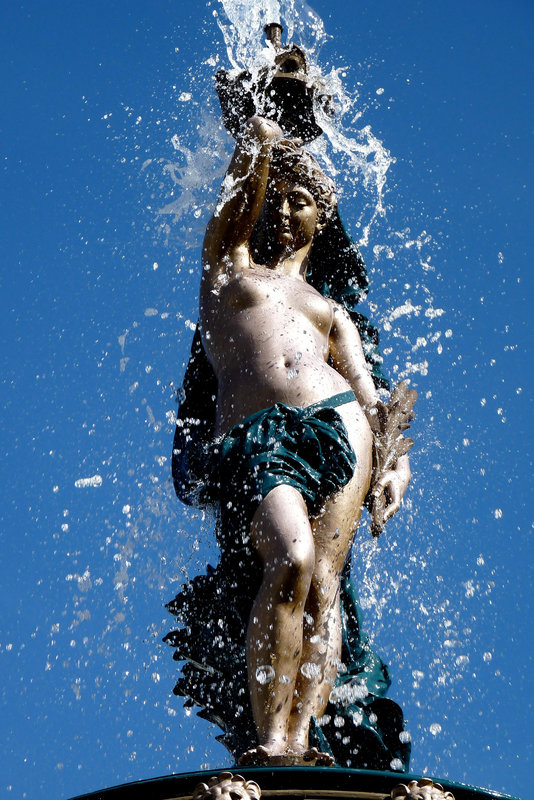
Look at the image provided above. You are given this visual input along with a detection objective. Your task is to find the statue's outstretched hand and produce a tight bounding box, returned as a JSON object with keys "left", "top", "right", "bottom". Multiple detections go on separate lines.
{"left": 368, "top": 382, "right": 417, "bottom": 536}
{"left": 373, "top": 454, "right": 411, "bottom": 524}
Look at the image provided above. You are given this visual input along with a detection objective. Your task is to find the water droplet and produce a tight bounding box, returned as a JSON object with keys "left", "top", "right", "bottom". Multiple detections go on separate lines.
{"left": 429, "top": 723, "right": 442, "bottom": 736}
{"left": 300, "top": 661, "right": 321, "bottom": 679}
{"left": 74, "top": 474, "right": 102, "bottom": 488}
{"left": 255, "top": 665, "right": 275, "bottom": 684}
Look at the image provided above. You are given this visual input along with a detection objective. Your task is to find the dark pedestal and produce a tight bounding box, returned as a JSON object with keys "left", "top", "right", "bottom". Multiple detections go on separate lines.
{"left": 68, "top": 765, "right": 522, "bottom": 800}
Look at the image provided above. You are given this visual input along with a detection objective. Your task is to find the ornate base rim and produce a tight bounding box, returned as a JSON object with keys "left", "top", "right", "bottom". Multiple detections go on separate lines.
{"left": 67, "top": 765, "right": 523, "bottom": 800}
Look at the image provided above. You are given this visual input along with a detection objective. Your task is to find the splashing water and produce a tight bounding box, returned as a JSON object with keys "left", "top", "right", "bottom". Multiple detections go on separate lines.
{"left": 5, "top": 1, "right": 526, "bottom": 797}
{"left": 215, "top": 0, "right": 328, "bottom": 69}
{"left": 160, "top": 0, "right": 393, "bottom": 250}
{"left": 217, "top": 0, "right": 394, "bottom": 247}
{"left": 255, "top": 665, "right": 276, "bottom": 684}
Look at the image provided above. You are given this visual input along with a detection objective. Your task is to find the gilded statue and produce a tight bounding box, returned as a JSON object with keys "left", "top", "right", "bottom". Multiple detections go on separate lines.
{"left": 165, "top": 114, "right": 415, "bottom": 767}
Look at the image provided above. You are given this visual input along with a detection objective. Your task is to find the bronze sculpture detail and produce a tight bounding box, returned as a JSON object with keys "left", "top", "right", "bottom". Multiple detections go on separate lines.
{"left": 389, "top": 778, "right": 455, "bottom": 800}
{"left": 166, "top": 24, "right": 415, "bottom": 769}
{"left": 193, "top": 772, "right": 262, "bottom": 800}
{"left": 190, "top": 773, "right": 455, "bottom": 800}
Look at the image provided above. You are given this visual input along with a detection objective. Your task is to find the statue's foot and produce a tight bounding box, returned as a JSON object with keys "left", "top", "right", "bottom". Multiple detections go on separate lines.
{"left": 238, "top": 746, "right": 304, "bottom": 766}
{"left": 302, "top": 747, "right": 335, "bottom": 767}
{"left": 238, "top": 745, "right": 334, "bottom": 767}
{"left": 238, "top": 745, "right": 277, "bottom": 766}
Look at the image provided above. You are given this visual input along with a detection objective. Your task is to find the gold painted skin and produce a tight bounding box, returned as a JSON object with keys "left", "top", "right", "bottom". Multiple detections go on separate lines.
{"left": 200, "top": 116, "right": 411, "bottom": 764}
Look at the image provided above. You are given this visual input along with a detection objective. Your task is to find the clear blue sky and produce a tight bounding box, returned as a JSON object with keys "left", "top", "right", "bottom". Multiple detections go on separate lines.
{"left": 1, "top": 1, "right": 532, "bottom": 799}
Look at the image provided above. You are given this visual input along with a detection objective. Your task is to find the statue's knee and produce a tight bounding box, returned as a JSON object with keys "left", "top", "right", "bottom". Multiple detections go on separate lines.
{"left": 275, "top": 544, "right": 314, "bottom": 603}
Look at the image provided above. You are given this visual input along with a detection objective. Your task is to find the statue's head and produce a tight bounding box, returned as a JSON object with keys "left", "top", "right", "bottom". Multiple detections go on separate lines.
{"left": 257, "top": 143, "right": 337, "bottom": 259}
{"left": 268, "top": 143, "right": 337, "bottom": 228}
{"left": 252, "top": 141, "right": 370, "bottom": 318}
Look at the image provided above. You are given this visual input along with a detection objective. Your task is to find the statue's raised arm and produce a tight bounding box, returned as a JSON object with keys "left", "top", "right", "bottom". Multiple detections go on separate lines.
{"left": 202, "top": 116, "right": 282, "bottom": 282}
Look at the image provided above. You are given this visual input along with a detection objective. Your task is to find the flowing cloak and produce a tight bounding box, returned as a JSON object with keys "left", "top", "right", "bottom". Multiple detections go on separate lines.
{"left": 164, "top": 210, "right": 411, "bottom": 770}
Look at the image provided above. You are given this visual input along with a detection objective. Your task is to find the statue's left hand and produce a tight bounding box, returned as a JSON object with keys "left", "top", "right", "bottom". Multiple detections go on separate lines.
{"left": 373, "top": 454, "right": 411, "bottom": 523}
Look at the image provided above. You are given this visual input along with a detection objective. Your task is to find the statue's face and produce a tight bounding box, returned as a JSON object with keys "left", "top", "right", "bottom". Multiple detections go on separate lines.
{"left": 264, "top": 178, "right": 320, "bottom": 253}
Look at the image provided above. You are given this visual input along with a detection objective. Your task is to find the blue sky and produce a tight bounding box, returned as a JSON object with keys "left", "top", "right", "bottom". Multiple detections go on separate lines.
{"left": 1, "top": 1, "right": 533, "bottom": 799}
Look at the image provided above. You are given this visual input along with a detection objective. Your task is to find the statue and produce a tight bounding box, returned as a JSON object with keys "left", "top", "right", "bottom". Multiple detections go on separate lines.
{"left": 165, "top": 24, "right": 416, "bottom": 770}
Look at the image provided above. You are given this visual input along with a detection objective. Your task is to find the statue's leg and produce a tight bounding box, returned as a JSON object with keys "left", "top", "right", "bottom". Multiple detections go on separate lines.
{"left": 287, "top": 435, "right": 372, "bottom": 754}
{"left": 245, "top": 483, "right": 315, "bottom": 756}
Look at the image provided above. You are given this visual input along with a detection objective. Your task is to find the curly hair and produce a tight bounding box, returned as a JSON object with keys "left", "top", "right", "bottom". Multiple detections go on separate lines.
{"left": 269, "top": 144, "right": 337, "bottom": 224}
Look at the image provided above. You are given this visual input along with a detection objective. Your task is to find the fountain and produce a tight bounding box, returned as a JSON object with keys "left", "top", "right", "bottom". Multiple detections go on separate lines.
{"left": 67, "top": 5, "right": 522, "bottom": 800}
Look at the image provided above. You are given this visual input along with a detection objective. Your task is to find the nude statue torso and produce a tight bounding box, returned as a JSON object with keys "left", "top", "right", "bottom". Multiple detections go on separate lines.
{"left": 200, "top": 263, "right": 367, "bottom": 437}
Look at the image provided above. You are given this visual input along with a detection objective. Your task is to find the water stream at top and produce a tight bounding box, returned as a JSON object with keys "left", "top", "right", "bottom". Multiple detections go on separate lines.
{"left": 215, "top": 0, "right": 393, "bottom": 246}
{"left": 161, "top": 0, "right": 394, "bottom": 250}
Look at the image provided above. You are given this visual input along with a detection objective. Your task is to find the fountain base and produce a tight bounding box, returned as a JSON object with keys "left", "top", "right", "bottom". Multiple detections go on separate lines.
{"left": 67, "top": 765, "right": 522, "bottom": 800}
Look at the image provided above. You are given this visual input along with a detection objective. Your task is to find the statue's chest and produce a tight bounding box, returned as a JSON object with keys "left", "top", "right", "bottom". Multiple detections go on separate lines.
{"left": 220, "top": 272, "right": 332, "bottom": 330}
